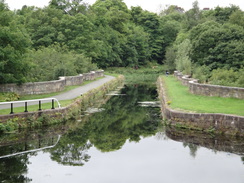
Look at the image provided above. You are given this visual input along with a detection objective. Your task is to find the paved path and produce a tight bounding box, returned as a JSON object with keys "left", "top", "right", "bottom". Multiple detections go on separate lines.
{"left": 0, "top": 75, "right": 115, "bottom": 110}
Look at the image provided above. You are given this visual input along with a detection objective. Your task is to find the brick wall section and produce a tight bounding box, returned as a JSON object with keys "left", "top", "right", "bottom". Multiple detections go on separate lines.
{"left": 157, "top": 76, "right": 244, "bottom": 136}
{"left": 174, "top": 71, "right": 244, "bottom": 99}
{"left": 0, "top": 70, "right": 104, "bottom": 95}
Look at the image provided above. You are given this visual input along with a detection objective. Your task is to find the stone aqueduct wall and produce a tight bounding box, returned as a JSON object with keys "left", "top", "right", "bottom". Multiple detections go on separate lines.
{"left": 0, "top": 70, "right": 104, "bottom": 95}
{"left": 174, "top": 71, "right": 244, "bottom": 99}
{"left": 157, "top": 77, "right": 244, "bottom": 136}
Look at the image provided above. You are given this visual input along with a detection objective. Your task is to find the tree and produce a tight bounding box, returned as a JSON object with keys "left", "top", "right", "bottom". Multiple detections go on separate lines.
{"left": 175, "top": 39, "right": 192, "bottom": 75}
{"left": 190, "top": 21, "right": 244, "bottom": 70}
{"left": 0, "top": 3, "right": 31, "bottom": 84}
{"left": 229, "top": 10, "right": 244, "bottom": 28}
{"left": 26, "top": 44, "right": 97, "bottom": 82}
{"left": 164, "top": 46, "right": 176, "bottom": 73}
{"left": 49, "top": 0, "right": 89, "bottom": 15}
{"left": 131, "top": 7, "right": 165, "bottom": 63}
{"left": 159, "top": 5, "right": 184, "bottom": 16}
{"left": 212, "top": 5, "right": 240, "bottom": 24}
{"left": 183, "top": 1, "right": 202, "bottom": 30}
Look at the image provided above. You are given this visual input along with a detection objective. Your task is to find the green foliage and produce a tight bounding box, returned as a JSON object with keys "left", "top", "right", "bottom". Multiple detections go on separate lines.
{"left": 0, "top": 5, "right": 31, "bottom": 84}
{"left": 49, "top": 0, "right": 89, "bottom": 15}
{"left": 209, "top": 68, "right": 244, "bottom": 87}
{"left": 229, "top": 10, "right": 244, "bottom": 28}
{"left": 183, "top": 1, "right": 202, "bottom": 30}
{"left": 26, "top": 44, "right": 97, "bottom": 81}
{"left": 175, "top": 39, "right": 192, "bottom": 75}
{"left": 164, "top": 46, "right": 176, "bottom": 73}
{"left": 190, "top": 21, "right": 244, "bottom": 70}
{"left": 192, "top": 65, "right": 211, "bottom": 83}
{"left": 131, "top": 6, "right": 165, "bottom": 63}
{"left": 0, "top": 119, "right": 19, "bottom": 133}
{"left": 106, "top": 66, "right": 165, "bottom": 84}
{"left": 0, "top": 0, "right": 244, "bottom": 86}
{"left": 0, "top": 92, "right": 20, "bottom": 102}
{"left": 212, "top": 5, "right": 240, "bottom": 23}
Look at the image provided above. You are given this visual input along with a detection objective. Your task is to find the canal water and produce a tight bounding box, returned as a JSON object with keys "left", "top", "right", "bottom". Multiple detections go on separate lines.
{"left": 0, "top": 84, "right": 244, "bottom": 183}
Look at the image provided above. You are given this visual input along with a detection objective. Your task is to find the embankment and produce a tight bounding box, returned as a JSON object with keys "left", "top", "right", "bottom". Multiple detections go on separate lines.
{"left": 157, "top": 76, "right": 244, "bottom": 136}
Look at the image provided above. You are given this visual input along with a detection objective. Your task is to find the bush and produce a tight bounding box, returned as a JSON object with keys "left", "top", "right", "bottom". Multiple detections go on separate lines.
{"left": 209, "top": 68, "right": 244, "bottom": 87}
{"left": 192, "top": 65, "right": 211, "bottom": 83}
{"left": 0, "top": 92, "right": 20, "bottom": 102}
{"left": 26, "top": 44, "right": 98, "bottom": 82}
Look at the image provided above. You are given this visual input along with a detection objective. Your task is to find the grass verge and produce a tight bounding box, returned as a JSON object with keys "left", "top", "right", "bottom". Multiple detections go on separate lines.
{"left": 163, "top": 75, "right": 244, "bottom": 116}
{"left": 0, "top": 100, "right": 73, "bottom": 115}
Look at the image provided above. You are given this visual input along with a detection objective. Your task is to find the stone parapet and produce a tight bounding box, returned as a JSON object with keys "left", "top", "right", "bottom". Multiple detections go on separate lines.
{"left": 0, "top": 70, "right": 104, "bottom": 95}
{"left": 174, "top": 71, "right": 244, "bottom": 99}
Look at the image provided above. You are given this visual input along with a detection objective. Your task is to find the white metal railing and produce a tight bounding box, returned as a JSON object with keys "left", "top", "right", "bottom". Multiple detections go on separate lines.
{"left": 0, "top": 98, "right": 61, "bottom": 114}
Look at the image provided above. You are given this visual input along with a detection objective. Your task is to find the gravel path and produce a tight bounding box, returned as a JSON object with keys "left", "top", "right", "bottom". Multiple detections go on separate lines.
{"left": 0, "top": 75, "right": 115, "bottom": 110}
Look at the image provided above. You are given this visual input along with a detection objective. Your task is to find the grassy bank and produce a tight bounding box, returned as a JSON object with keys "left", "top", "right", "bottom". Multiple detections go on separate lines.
{"left": 163, "top": 76, "right": 244, "bottom": 116}
{"left": 0, "top": 100, "right": 72, "bottom": 115}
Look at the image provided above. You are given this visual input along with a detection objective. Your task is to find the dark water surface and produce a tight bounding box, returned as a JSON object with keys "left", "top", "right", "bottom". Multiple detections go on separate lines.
{"left": 0, "top": 85, "right": 244, "bottom": 183}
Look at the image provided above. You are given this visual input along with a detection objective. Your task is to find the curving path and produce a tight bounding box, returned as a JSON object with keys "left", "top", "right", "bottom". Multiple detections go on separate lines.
{"left": 0, "top": 75, "right": 115, "bottom": 110}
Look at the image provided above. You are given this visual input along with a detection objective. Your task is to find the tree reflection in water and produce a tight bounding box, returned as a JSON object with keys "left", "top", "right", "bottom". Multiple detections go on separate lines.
{"left": 48, "top": 84, "right": 162, "bottom": 165}
{"left": 0, "top": 154, "right": 32, "bottom": 183}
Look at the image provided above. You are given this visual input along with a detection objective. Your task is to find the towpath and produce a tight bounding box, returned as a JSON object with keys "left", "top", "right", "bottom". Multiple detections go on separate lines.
{"left": 0, "top": 75, "right": 115, "bottom": 110}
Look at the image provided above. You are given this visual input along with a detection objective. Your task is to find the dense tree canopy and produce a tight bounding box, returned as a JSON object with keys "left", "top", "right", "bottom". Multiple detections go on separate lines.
{"left": 0, "top": 0, "right": 243, "bottom": 86}
{"left": 0, "top": 3, "right": 31, "bottom": 84}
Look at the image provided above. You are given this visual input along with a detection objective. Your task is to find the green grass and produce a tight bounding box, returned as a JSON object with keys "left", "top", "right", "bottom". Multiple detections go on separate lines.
{"left": 163, "top": 76, "right": 244, "bottom": 116}
{"left": 104, "top": 72, "right": 120, "bottom": 77}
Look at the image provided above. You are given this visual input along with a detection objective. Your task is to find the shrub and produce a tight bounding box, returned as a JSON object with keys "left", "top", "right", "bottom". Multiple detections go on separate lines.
{"left": 0, "top": 92, "right": 20, "bottom": 102}
{"left": 192, "top": 65, "right": 211, "bottom": 83}
{"left": 209, "top": 68, "right": 244, "bottom": 87}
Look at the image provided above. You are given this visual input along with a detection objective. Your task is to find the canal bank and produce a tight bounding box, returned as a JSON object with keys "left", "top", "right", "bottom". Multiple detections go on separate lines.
{"left": 157, "top": 76, "right": 244, "bottom": 136}
{"left": 0, "top": 75, "right": 124, "bottom": 132}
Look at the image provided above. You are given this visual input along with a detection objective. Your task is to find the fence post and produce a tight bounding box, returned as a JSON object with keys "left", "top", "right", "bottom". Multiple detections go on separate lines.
{"left": 10, "top": 103, "right": 14, "bottom": 114}
{"left": 24, "top": 102, "right": 28, "bottom": 112}
{"left": 38, "top": 101, "right": 42, "bottom": 111}
{"left": 51, "top": 99, "right": 55, "bottom": 109}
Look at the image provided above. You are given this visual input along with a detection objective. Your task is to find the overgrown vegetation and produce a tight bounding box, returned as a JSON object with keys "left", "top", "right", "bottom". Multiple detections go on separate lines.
{"left": 0, "top": 93, "right": 20, "bottom": 102}
{"left": 162, "top": 3, "right": 244, "bottom": 87}
{"left": 162, "top": 76, "right": 244, "bottom": 116}
{"left": 106, "top": 66, "right": 165, "bottom": 84}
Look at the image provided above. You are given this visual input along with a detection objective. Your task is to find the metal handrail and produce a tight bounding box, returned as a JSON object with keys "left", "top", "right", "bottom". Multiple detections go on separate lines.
{"left": 0, "top": 98, "right": 61, "bottom": 114}
{"left": 0, "top": 98, "right": 61, "bottom": 108}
